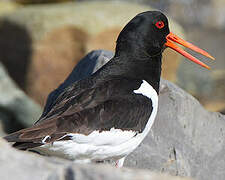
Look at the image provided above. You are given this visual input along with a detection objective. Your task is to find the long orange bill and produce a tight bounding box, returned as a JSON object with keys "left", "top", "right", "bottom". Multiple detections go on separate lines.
{"left": 165, "top": 32, "right": 215, "bottom": 70}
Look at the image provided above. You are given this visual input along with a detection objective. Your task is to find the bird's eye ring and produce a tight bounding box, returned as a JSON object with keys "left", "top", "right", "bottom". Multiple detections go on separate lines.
{"left": 155, "top": 21, "right": 165, "bottom": 29}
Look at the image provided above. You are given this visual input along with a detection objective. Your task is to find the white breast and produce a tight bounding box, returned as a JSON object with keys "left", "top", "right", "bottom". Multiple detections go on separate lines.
{"left": 133, "top": 80, "right": 158, "bottom": 138}
{"left": 34, "top": 80, "right": 158, "bottom": 162}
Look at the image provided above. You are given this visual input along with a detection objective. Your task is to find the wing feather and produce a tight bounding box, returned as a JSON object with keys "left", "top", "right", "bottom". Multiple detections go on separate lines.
{"left": 4, "top": 78, "right": 152, "bottom": 150}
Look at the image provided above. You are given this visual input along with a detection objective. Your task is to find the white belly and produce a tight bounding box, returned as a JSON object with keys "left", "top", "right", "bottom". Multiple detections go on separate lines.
{"left": 34, "top": 80, "right": 158, "bottom": 162}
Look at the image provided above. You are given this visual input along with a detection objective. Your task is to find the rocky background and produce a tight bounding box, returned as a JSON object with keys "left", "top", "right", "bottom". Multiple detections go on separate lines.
{"left": 0, "top": 0, "right": 224, "bottom": 180}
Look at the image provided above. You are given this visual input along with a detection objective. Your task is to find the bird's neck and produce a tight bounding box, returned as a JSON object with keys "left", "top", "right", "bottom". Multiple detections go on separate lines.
{"left": 97, "top": 53, "right": 162, "bottom": 94}
{"left": 131, "top": 54, "right": 162, "bottom": 94}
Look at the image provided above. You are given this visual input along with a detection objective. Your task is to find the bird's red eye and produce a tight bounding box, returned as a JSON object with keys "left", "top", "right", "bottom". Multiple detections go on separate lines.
{"left": 155, "top": 21, "right": 165, "bottom": 29}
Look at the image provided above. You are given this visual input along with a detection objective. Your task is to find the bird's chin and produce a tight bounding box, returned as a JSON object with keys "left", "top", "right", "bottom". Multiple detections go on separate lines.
{"left": 146, "top": 45, "right": 164, "bottom": 58}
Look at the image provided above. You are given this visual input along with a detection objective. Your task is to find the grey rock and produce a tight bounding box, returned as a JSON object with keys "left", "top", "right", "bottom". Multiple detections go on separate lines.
{"left": 166, "top": 0, "right": 225, "bottom": 30}
{"left": 0, "top": 118, "right": 5, "bottom": 137}
{"left": 0, "top": 138, "right": 191, "bottom": 180}
{"left": 125, "top": 79, "right": 225, "bottom": 180}
{"left": 0, "top": 62, "right": 42, "bottom": 133}
{"left": 177, "top": 27, "right": 225, "bottom": 113}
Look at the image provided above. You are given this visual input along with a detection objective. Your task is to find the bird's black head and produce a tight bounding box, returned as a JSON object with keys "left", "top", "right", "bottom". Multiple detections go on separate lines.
{"left": 115, "top": 10, "right": 214, "bottom": 69}
{"left": 115, "top": 11, "right": 170, "bottom": 57}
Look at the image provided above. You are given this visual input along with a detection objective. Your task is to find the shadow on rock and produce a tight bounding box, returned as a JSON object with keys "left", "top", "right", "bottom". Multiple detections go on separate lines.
{"left": 0, "top": 20, "right": 32, "bottom": 90}
{"left": 0, "top": 106, "right": 25, "bottom": 134}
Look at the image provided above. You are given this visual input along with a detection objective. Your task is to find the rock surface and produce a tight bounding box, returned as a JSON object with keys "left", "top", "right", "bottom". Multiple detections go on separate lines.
{"left": 177, "top": 27, "right": 225, "bottom": 113}
{"left": 0, "top": 1, "right": 184, "bottom": 106}
{"left": 166, "top": 0, "right": 225, "bottom": 30}
{"left": 0, "top": 62, "right": 42, "bottom": 133}
{"left": 84, "top": 0, "right": 225, "bottom": 30}
{"left": 0, "top": 138, "right": 192, "bottom": 180}
{"left": 15, "top": 0, "right": 70, "bottom": 4}
{"left": 0, "top": 118, "right": 5, "bottom": 137}
{"left": 27, "top": 26, "right": 88, "bottom": 105}
{"left": 0, "top": 2, "right": 20, "bottom": 16}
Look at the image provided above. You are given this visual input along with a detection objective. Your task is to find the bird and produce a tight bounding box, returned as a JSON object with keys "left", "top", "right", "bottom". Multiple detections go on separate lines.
{"left": 4, "top": 11, "right": 214, "bottom": 168}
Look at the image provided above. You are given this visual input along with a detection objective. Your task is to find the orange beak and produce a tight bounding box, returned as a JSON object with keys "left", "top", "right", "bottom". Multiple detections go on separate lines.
{"left": 165, "top": 32, "right": 215, "bottom": 69}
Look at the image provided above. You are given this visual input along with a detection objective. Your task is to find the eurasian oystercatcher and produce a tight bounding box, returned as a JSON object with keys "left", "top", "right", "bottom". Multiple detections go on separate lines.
{"left": 4, "top": 11, "right": 214, "bottom": 167}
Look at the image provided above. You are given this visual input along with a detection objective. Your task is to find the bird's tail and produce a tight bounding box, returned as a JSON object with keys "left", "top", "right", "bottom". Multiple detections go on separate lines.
{"left": 3, "top": 128, "right": 43, "bottom": 150}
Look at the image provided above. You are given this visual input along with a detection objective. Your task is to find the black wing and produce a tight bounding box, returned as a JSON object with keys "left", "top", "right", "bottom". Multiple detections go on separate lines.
{"left": 4, "top": 78, "right": 152, "bottom": 150}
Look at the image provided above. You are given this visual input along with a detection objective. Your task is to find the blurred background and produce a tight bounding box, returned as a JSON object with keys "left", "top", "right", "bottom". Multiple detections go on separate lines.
{"left": 0, "top": 0, "right": 224, "bottom": 135}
